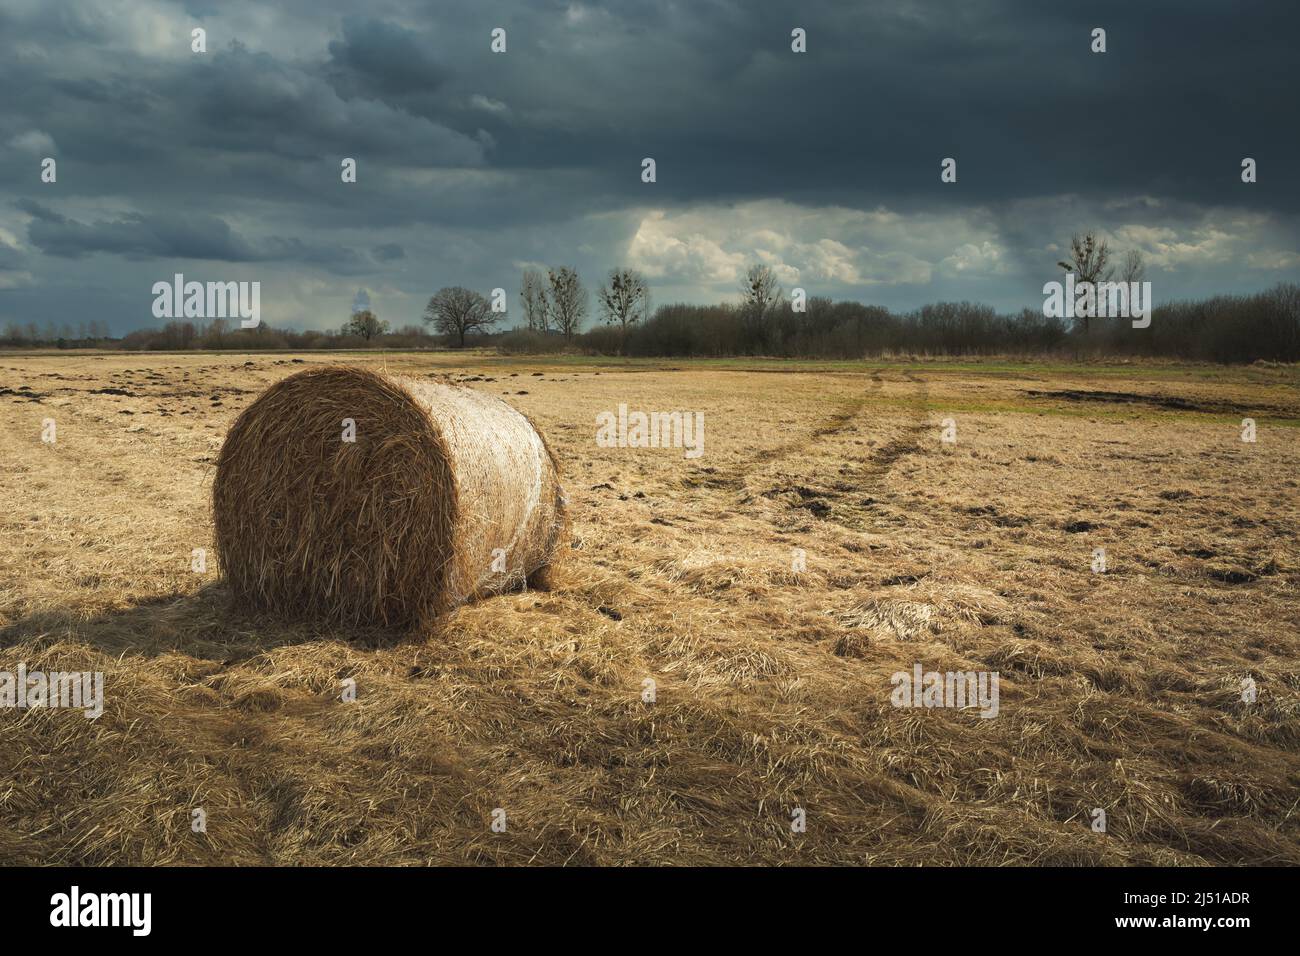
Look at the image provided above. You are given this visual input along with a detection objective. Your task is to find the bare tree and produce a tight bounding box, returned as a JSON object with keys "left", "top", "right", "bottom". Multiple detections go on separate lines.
{"left": 165, "top": 320, "right": 198, "bottom": 349}
{"left": 1057, "top": 232, "right": 1113, "bottom": 332}
{"left": 520, "top": 269, "right": 550, "bottom": 332}
{"left": 1121, "top": 249, "right": 1146, "bottom": 285}
{"left": 597, "top": 267, "right": 650, "bottom": 351}
{"left": 740, "top": 263, "right": 783, "bottom": 351}
{"left": 547, "top": 267, "right": 587, "bottom": 342}
{"left": 424, "top": 287, "right": 496, "bottom": 348}
{"left": 207, "top": 317, "right": 229, "bottom": 347}
{"left": 342, "top": 309, "right": 389, "bottom": 341}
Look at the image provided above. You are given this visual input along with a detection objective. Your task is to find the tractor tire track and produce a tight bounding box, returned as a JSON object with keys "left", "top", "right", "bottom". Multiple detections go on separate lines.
{"left": 857, "top": 368, "right": 930, "bottom": 488}
{"left": 686, "top": 369, "right": 885, "bottom": 492}
{"left": 744, "top": 368, "right": 931, "bottom": 530}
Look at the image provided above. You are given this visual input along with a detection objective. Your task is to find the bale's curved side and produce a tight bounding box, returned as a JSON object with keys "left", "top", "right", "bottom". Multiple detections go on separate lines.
{"left": 213, "top": 365, "right": 564, "bottom": 629}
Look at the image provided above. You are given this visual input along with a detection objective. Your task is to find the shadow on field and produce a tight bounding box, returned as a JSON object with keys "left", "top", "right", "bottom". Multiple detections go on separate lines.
{"left": 0, "top": 582, "right": 427, "bottom": 662}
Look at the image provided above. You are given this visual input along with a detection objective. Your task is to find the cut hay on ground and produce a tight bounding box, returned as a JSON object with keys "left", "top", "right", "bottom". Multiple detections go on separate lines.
{"left": 213, "top": 365, "right": 565, "bottom": 629}
{"left": 3, "top": 353, "right": 1297, "bottom": 866}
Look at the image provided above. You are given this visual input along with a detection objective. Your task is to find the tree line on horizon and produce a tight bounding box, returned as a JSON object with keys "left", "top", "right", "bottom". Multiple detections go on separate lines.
{"left": 4, "top": 234, "right": 1297, "bottom": 363}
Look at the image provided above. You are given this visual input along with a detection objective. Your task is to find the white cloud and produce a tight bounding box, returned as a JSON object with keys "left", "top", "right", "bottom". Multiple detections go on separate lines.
{"left": 627, "top": 211, "right": 747, "bottom": 284}
{"left": 624, "top": 201, "right": 999, "bottom": 292}
{"left": 939, "top": 241, "right": 1007, "bottom": 276}
{"left": 1246, "top": 249, "right": 1300, "bottom": 270}
{"left": 1114, "top": 223, "right": 1236, "bottom": 270}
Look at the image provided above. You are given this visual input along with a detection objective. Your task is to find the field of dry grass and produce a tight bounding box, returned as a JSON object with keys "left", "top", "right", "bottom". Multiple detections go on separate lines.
{"left": 1, "top": 350, "right": 1297, "bottom": 865}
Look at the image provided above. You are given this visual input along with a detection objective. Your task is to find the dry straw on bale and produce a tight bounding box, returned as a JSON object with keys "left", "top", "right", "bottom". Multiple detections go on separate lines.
{"left": 213, "top": 365, "right": 565, "bottom": 629}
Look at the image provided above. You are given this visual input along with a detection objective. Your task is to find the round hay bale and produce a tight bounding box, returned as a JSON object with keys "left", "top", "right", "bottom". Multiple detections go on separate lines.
{"left": 212, "top": 365, "right": 566, "bottom": 629}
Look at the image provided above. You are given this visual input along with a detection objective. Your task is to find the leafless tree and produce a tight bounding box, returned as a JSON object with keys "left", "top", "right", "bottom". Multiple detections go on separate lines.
{"left": 1121, "top": 249, "right": 1146, "bottom": 285}
{"left": 165, "top": 320, "right": 198, "bottom": 349}
{"left": 520, "top": 269, "right": 549, "bottom": 332}
{"left": 740, "top": 263, "right": 783, "bottom": 351}
{"left": 424, "top": 287, "right": 496, "bottom": 348}
{"left": 207, "top": 317, "right": 229, "bottom": 346}
{"left": 597, "top": 267, "right": 650, "bottom": 350}
{"left": 547, "top": 267, "right": 587, "bottom": 342}
{"left": 1057, "top": 232, "right": 1113, "bottom": 331}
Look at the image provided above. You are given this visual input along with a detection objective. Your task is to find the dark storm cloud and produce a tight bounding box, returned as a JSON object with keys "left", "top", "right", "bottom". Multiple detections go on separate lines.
{"left": 3, "top": 1, "right": 1298, "bottom": 207}
{"left": 290, "top": 0, "right": 1289, "bottom": 214}
{"left": 326, "top": 17, "right": 451, "bottom": 108}
{"left": 5, "top": 1, "right": 1292, "bottom": 218}
{"left": 0, "top": 0, "right": 1295, "bottom": 332}
{"left": 17, "top": 199, "right": 259, "bottom": 260}
{"left": 191, "top": 43, "right": 478, "bottom": 163}
{"left": 16, "top": 198, "right": 363, "bottom": 268}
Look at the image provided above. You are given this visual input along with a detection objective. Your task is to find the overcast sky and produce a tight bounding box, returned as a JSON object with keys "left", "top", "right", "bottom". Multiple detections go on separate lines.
{"left": 0, "top": 0, "right": 1296, "bottom": 334}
